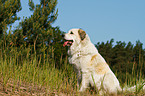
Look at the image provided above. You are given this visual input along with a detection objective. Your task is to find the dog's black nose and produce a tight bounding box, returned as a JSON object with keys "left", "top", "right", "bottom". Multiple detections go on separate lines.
{"left": 62, "top": 34, "right": 65, "bottom": 38}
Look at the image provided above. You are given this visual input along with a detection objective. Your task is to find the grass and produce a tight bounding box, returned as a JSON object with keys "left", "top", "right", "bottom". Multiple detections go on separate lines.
{"left": 0, "top": 46, "right": 145, "bottom": 95}
{"left": 0, "top": 46, "right": 78, "bottom": 95}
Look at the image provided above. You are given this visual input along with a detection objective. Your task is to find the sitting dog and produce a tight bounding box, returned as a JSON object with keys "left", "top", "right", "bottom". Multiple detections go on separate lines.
{"left": 63, "top": 28, "right": 144, "bottom": 95}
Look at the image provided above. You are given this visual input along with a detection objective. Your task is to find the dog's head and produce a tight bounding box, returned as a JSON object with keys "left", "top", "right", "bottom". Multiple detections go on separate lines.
{"left": 63, "top": 29, "right": 87, "bottom": 47}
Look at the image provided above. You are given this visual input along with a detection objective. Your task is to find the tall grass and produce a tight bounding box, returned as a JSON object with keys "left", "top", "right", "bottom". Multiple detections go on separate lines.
{"left": 0, "top": 44, "right": 77, "bottom": 95}
{"left": 0, "top": 44, "right": 144, "bottom": 95}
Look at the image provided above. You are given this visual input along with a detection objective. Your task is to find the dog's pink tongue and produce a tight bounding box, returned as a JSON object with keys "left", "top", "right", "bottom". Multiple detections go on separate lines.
{"left": 63, "top": 41, "right": 69, "bottom": 47}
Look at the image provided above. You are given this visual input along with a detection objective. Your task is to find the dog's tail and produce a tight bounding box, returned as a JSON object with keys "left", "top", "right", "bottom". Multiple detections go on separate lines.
{"left": 122, "top": 82, "right": 145, "bottom": 93}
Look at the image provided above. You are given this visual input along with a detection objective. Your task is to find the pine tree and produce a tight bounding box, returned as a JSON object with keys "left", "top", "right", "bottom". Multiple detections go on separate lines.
{"left": 125, "top": 42, "right": 134, "bottom": 62}
{"left": 133, "top": 40, "right": 144, "bottom": 74}
{"left": 111, "top": 41, "right": 127, "bottom": 72}
{"left": 0, "top": 0, "right": 21, "bottom": 37}
{"left": 13, "top": 0, "right": 58, "bottom": 49}
{"left": 133, "top": 40, "right": 144, "bottom": 64}
{"left": 12, "top": 0, "right": 67, "bottom": 68}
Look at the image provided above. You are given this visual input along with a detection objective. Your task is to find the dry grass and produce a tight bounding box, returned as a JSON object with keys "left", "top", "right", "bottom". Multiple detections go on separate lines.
{"left": 0, "top": 47, "right": 145, "bottom": 96}
{"left": 0, "top": 74, "right": 144, "bottom": 96}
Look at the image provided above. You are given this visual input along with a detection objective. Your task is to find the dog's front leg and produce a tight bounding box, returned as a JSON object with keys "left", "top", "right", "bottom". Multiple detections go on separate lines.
{"left": 79, "top": 72, "right": 89, "bottom": 92}
{"left": 76, "top": 69, "right": 82, "bottom": 90}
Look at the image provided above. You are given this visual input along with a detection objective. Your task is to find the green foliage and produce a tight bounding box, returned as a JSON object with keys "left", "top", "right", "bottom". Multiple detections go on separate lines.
{"left": 96, "top": 39, "right": 145, "bottom": 84}
{"left": 17, "top": 0, "right": 58, "bottom": 47}
{"left": 12, "top": 0, "right": 67, "bottom": 68}
{"left": 0, "top": 0, "right": 21, "bottom": 36}
{"left": 0, "top": 0, "right": 67, "bottom": 69}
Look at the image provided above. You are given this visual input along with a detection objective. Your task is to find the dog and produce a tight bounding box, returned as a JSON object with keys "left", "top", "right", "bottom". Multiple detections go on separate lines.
{"left": 63, "top": 28, "right": 144, "bottom": 95}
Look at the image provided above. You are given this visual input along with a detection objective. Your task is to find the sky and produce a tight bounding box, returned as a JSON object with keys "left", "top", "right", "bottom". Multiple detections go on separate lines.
{"left": 15, "top": 0, "right": 145, "bottom": 48}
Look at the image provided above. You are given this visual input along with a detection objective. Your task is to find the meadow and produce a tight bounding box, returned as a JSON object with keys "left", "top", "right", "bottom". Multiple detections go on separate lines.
{"left": 0, "top": 43, "right": 145, "bottom": 96}
{"left": 1, "top": 0, "right": 145, "bottom": 95}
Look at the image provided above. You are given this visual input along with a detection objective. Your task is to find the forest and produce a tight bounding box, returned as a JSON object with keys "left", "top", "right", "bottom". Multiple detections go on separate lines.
{"left": 0, "top": 0, "right": 144, "bottom": 95}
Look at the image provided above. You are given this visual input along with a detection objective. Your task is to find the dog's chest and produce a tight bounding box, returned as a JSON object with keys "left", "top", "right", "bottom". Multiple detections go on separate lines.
{"left": 69, "top": 52, "right": 82, "bottom": 64}
{"left": 70, "top": 52, "right": 92, "bottom": 68}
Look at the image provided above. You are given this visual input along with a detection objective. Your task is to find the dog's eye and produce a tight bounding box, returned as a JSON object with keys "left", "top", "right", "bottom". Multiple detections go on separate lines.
{"left": 70, "top": 31, "right": 73, "bottom": 34}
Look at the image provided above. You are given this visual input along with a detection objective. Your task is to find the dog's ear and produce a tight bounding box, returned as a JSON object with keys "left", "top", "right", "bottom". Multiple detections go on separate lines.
{"left": 78, "top": 29, "right": 86, "bottom": 41}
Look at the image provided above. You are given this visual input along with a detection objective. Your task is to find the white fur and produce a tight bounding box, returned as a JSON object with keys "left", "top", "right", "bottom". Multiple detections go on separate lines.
{"left": 63, "top": 28, "right": 144, "bottom": 95}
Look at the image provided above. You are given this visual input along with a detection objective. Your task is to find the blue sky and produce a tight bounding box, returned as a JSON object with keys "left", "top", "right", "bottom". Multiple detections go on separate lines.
{"left": 15, "top": 0, "right": 145, "bottom": 48}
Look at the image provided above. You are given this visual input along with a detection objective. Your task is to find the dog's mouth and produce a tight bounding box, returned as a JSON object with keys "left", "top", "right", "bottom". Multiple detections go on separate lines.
{"left": 63, "top": 40, "right": 73, "bottom": 47}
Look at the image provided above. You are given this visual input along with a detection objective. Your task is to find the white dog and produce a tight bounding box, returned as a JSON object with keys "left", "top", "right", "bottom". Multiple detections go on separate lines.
{"left": 63, "top": 28, "right": 144, "bottom": 95}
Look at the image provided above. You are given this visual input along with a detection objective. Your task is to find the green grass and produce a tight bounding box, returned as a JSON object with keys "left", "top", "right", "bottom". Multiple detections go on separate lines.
{"left": 0, "top": 46, "right": 78, "bottom": 95}
{"left": 0, "top": 46, "right": 144, "bottom": 95}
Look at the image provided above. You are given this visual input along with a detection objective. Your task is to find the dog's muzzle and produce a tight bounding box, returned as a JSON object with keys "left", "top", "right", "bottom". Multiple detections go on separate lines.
{"left": 63, "top": 40, "right": 73, "bottom": 47}
{"left": 62, "top": 34, "right": 73, "bottom": 47}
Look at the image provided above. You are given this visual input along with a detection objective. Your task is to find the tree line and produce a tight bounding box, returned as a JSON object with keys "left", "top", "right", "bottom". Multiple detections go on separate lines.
{"left": 96, "top": 39, "right": 145, "bottom": 83}
{"left": 0, "top": 0, "right": 144, "bottom": 83}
